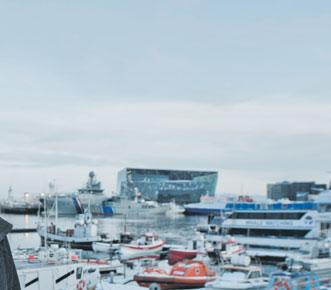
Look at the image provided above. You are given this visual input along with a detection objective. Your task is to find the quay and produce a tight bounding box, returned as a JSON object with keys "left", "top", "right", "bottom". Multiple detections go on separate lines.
{"left": 10, "top": 228, "right": 37, "bottom": 233}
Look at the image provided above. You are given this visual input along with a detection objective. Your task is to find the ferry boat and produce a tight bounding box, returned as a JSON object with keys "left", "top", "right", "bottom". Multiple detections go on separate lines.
{"left": 206, "top": 199, "right": 331, "bottom": 262}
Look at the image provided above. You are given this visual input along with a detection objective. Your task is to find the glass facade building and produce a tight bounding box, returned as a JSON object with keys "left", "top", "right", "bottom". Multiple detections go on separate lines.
{"left": 117, "top": 168, "right": 218, "bottom": 204}
{"left": 267, "top": 181, "right": 327, "bottom": 201}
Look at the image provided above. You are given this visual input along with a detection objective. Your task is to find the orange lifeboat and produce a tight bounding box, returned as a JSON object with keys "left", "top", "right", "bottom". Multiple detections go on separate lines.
{"left": 134, "top": 260, "right": 216, "bottom": 290}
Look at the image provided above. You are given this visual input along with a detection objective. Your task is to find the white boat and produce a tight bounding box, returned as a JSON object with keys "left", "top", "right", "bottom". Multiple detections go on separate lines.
{"left": 97, "top": 280, "right": 147, "bottom": 290}
{"left": 166, "top": 201, "right": 185, "bottom": 215}
{"left": 270, "top": 242, "right": 331, "bottom": 289}
{"left": 110, "top": 196, "right": 169, "bottom": 218}
{"left": 205, "top": 255, "right": 268, "bottom": 290}
{"left": 37, "top": 210, "right": 105, "bottom": 251}
{"left": 119, "top": 233, "right": 165, "bottom": 261}
{"left": 205, "top": 236, "right": 245, "bottom": 263}
{"left": 15, "top": 246, "right": 101, "bottom": 290}
{"left": 206, "top": 200, "right": 331, "bottom": 262}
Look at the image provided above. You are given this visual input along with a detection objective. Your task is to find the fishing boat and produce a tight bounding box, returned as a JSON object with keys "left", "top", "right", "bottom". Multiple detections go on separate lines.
{"left": 119, "top": 233, "right": 165, "bottom": 261}
{"left": 205, "top": 255, "right": 268, "bottom": 290}
{"left": 92, "top": 231, "right": 134, "bottom": 254}
{"left": 134, "top": 260, "right": 216, "bottom": 290}
{"left": 37, "top": 210, "right": 106, "bottom": 251}
{"left": 0, "top": 187, "right": 41, "bottom": 215}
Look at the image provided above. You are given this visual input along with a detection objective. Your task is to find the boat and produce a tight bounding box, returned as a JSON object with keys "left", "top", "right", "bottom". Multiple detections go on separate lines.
{"left": 110, "top": 193, "right": 169, "bottom": 218}
{"left": 167, "top": 248, "right": 198, "bottom": 265}
{"left": 42, "top": 172, "right": 114, "bottom": 216}
{"left": 15, "top": 246, "right": 124, "bottom": 289}
{"left": 37, "top": 210, "right": 106, "bottom": 251}
{"left": 134, "top": 260, "right": 216, "bottom": 289}
{"left": 166, "top": 201, "right": 185, "bottom": 215}
{"left": 97, "top": 282, "right": 148, "bottom": 290}
{"left": 206, "top": 199, "right": 331, "bottom": 262}
{"left": 183, "top": 195, "right": 236, "bottom": 216}
{"left": 119, "top": 233, "right": 165, "bottom": 261}
{"left": 0, "top": 187, "right": 41, "bottom": 215}
{"left": 269, "top": 240, "right": 331, "bottom": 288}
{"left": 15, "top": 246, "right": 101, "bottom": 290}
{"left": 205, "top": 255, "right": 268, "bottom": 290}
{"left": 204, "top": 236, "right": 245, "bottom": 263}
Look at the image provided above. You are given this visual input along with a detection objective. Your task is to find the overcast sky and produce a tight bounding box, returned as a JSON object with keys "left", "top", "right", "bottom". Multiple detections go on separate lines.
{"left": 0, "top": 1, "right": 330, "bottom": 197}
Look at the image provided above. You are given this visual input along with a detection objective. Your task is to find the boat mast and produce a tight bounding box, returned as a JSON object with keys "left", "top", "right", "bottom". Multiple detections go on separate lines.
{"left": 43, "top": 192, "right": 48, "bottom": 249}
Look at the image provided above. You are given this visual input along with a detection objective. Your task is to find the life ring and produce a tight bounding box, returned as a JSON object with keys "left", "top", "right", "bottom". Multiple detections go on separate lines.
{"left": 273, "top": 280, "right": 290, "bottom": 290}
{"left": 149, "top": 283, "right": 161, "bottom": 290}
{"left": 76, "top": 280, "right": 86, "bottom": 290}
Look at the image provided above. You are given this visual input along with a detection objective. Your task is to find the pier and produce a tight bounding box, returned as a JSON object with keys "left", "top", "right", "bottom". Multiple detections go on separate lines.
{"left": 10, "top": 228, "right": 37, "bottom": 233}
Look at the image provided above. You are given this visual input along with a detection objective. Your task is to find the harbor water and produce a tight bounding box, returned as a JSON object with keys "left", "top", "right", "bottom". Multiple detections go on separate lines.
{"left": 6, "top": 213, "right": 206, "bottom": 250}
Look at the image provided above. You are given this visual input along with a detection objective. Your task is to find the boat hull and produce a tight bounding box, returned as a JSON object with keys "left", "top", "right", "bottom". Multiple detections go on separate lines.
{"left": 40, "top": 236, "right": 94, "bottom": 251}
{"left": 135, "top": 275, "right": 214, "bottom": 290}
{"left": 167, "top": 249, "right": 197, "bottom": 265}
{"left": 120, "top": 242, "right": 164, "bottom": 260}
{"left": 1, "top": 206, "right": 39, "bottom": 215}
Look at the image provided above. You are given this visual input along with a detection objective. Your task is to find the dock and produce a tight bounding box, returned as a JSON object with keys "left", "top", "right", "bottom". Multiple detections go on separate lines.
{"left": 10, "top": 228, "right": 37, "bottom": 233}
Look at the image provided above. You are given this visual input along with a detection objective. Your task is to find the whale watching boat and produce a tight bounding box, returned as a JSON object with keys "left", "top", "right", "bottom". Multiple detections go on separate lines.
{"left": 206, "top": 198, "right": 331, "bottom": 262}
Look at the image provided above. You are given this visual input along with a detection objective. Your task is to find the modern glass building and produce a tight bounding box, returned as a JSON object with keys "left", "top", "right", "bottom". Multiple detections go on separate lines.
{"left": 117, "top": 168, "right": 218, "bottom": 204}
{"left": 267, "top": 181, "right": 327, "bottom": 201}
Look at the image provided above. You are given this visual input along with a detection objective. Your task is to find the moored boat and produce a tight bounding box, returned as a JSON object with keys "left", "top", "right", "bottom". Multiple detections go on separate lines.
{"left": 37, "top": 210, "right": 105, "bottom": 251}
{"left": 134, "top": 260, "right": 216, "bottom": 290}
{"left": 167, "top": 248, "right": 198, "bottom": 265}
{"left": 120, "top": 233, "right": 165, "bottom": 261}
{"left": 205, "top": 255, "right": 268, "bottom": 290}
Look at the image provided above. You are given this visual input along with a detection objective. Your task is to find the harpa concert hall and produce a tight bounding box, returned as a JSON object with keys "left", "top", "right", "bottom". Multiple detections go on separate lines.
{"left": 117, "top": 168, "right": 218, "bottom": 204}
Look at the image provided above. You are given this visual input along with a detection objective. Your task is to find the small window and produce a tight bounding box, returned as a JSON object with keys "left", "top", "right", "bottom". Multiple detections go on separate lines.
{"left": 76, "top": 267, "right": 83, "bottom": 279}
{"left": 249, "top": 271, "right": 260, "bottom": 279}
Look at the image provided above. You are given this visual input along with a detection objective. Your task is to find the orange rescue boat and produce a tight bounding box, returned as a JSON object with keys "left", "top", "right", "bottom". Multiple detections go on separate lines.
{"left": 134, "top": 260, "right": 216, "bottom": 290}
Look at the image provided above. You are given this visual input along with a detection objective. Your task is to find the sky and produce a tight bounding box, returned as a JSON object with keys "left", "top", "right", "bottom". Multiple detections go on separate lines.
{"left": 0, "top": 1, "right": 330, "bottom": 198}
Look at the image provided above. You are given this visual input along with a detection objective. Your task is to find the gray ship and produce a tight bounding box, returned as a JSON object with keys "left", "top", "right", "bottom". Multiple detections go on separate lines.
{"left": 42, "top": 172, "right": 113, "bottom": 216}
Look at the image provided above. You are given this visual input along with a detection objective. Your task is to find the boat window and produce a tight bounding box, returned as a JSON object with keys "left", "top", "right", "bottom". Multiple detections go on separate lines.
{"left": 248, "top": 271, "right": 261, "bottom": 279}
{"left": 88, "top": 268, "right": 96, "bottom": 273}
{"left": 195, "top": 268, "right": 200, "bottom": 275}
{"left": 230, "top": 212, "right": 305, "bottom": 220}
{"left": 76, "top": 267, "right": 83, "bottom": 279}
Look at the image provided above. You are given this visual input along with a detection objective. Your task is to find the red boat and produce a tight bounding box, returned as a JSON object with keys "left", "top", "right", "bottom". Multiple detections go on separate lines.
{"left": 167, "top": 248, "right": 198, "bottom": 265}
{"left": 134, "top": 260, "right": 216, "bottom": 290}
